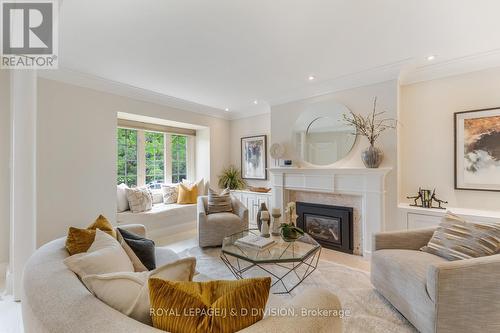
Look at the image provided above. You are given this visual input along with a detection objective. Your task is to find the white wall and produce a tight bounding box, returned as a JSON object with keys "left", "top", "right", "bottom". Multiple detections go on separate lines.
{"left": 400, "top": 67, "right": 500, "bottom": 211}
{"left": 271, "top": 80, "right": 399, "bottom": 230}
{"left": 0, "top": 71, "right": 10, "bottom": 264}
{"left": 37, "top": 78, "right": 230, "bottom": 246}
{"left": 229, "top": 113, "right": 271, "bottom": 188}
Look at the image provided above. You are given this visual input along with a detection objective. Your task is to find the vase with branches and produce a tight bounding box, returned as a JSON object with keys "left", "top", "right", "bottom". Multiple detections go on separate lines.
{"left": 217, "top": 166, "right": 247, "bottom": 190}
{"left": 343, "top": 97, "right": 396, "bottom": 168}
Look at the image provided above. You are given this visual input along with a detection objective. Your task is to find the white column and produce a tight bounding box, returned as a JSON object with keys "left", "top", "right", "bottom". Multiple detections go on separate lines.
{"left": 9, "top": 70, "right": 37, "bottom": 300}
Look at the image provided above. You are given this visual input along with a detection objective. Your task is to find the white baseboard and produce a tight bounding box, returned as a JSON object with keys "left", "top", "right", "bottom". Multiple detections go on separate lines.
{"left": 0, "top": 262, "right": 7, "bottom": 281}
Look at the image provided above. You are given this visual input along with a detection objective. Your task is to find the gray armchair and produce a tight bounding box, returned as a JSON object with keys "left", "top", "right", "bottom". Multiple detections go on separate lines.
{"left": 371, "top": 228, "right": 500, "bottom": 333}
{"left": 197, "top": 195, "right": 248, "bottom": 247}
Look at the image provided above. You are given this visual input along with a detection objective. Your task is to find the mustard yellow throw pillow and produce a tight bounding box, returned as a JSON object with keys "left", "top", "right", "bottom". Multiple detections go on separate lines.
{"left": 177, "top": 183, "right": 198, "bottom": 204}
{"left": 66, "top": 215, "right": 117, "bottom": 255}
{"left": 149, "top": 277, "right": 271, "bottom": 333}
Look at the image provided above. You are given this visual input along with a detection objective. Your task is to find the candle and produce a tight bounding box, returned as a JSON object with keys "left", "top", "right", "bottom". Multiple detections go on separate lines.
{"left": 272, "top": 208, "right": 281, "bottom": 215}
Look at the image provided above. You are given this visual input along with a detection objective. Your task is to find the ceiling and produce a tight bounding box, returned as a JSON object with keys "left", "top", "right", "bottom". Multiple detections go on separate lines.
{"left": 55, "top": 0, "right": 500, "bottom": 119}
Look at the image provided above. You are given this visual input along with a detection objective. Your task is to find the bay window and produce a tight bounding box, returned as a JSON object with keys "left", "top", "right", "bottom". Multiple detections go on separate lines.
{"left": 117, "top": 125, "right": 192, "bottom": 188}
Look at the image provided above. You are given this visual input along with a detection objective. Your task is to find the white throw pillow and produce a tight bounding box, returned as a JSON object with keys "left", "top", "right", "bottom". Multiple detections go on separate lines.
{"left": 161, "top": 183, "right": 179, "bottom": 204}
{"left": 82, "top": 257, "right": 196, "bottom": 324}
{"left": 64, "top": 229, "right": 134, "bottom": 285}
{"left": 126, "top": 187, "right": 153, "bottom": 213}
{"left": 117, "top": 183, "right": 129, "bottom": 212}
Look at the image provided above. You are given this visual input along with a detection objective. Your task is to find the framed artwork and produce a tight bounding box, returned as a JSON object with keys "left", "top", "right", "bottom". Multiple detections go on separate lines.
{"left": 241, "top": 135, "right": 267, "bottom": 180}
{"left": 455, "top": 107, "right": 500, "bottom": 191}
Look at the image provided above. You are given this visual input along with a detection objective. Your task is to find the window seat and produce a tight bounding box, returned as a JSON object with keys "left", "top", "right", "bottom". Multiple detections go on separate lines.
{"left": 117, "top": 203, "right": 196, "bottom": 240}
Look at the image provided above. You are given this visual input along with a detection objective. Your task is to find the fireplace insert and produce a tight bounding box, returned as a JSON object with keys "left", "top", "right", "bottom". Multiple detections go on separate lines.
{"left": 296, "top": 202, "right": 353, "bottom": 254}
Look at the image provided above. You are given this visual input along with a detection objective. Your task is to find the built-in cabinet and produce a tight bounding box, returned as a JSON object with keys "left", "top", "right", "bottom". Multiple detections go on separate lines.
{"left": 399, "top": 203, "right": 500, "bottom": 230}
{"left": 230, "top": 190, "right": 272, "bottom": 227}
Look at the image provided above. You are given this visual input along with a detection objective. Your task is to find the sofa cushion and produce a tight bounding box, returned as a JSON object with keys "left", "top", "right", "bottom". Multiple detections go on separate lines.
{"left": 207, "top": 188, "right": 233, "bottom": 214}
{"left": 64, "top": 230, "right": 134, "bottom": 287}
{"left": 149, "top": 277, "right": 271, "bottom": 333}
{"left": 421, "top": 212, "right": 500, "bottom": 261}
{"left": 82, "top": 257, "right": 196, "bottom": 325}
{"left": 117, "top": 228, "right": 156, "bottom": 271}
{"left": 206, "top": 212, "right": 240, "bottom": 226}
{"left": 65, "top": 215, "right": 117, "bottom": 255}
{"left": 371, "top": 249, "right": 447, "bottom": 333}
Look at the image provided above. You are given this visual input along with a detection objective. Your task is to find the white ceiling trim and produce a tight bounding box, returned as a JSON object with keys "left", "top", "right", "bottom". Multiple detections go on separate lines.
{"left": 37, "top": 68, "right": 232, "bottom": 120}
{"left": 38, "top": 49, "right": 500, "bottom": 121}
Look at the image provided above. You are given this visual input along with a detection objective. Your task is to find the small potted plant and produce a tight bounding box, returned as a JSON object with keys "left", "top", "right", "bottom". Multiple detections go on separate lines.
{"left": 279, "top": 223, "right": 304, "bottom": 242}
{"left": 343, "top": 97, "right": 396, "bottom": 168}
{"left": 217, "top": 166, "right": 247, "bottom": 190}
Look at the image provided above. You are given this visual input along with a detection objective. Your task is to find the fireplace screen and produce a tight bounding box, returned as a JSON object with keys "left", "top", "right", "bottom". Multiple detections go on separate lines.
{"left": 304, "top": 214, "right": 341, "bottom": 245}
{"left": 296, "top": 202, "right": 353, "bottom": 254}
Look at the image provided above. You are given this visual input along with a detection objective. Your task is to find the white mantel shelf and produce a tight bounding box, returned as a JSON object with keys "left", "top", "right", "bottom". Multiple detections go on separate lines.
{"left": 269, "top": 166, "right": 392, "bottom": 257}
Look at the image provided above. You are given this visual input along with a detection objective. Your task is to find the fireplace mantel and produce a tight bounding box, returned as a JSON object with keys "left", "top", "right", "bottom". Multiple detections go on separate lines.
{"left": 269, "top": 167, "right": 391, "bottom": 257}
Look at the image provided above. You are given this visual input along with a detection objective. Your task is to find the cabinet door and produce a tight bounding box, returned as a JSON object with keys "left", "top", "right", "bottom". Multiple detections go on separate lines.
{"left": 407, "top": 213, "right": 441, "bottom": 230}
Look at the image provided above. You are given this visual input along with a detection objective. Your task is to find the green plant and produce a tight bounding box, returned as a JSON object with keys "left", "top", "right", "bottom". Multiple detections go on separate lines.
{"left": 217, "top": 166, "right": 246, "bottom": 190}
{"left": 279, "top": 223, "right": 304, "bottom": 242}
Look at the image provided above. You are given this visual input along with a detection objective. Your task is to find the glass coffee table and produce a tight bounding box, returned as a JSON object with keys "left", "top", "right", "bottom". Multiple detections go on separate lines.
{"left": 220, "top": 229, "right": 321, "bottom": 294}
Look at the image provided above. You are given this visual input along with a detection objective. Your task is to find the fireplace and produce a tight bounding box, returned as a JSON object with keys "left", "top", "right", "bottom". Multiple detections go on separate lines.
{"left": 296, "top": 202, "right": 353, "bottom": 254}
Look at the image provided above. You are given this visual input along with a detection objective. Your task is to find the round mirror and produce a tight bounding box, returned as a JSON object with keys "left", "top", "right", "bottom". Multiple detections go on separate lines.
{"left": 292, "top": 100, "right": 356, "bottom": 166}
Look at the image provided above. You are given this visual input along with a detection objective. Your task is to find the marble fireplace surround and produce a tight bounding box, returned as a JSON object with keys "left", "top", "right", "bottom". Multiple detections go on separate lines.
{"left": 269, "top": 167, "right": 391, "bottom": 257}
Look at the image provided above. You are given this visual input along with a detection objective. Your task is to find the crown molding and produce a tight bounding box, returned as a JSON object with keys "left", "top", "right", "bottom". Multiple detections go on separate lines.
{"left": 37, "top": 68, "right": 231, "bottom": 120}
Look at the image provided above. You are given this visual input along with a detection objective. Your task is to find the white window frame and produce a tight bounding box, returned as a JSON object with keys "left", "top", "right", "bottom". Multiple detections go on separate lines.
{"left": 117, "top": 126, "right": 194, "bottom": 187}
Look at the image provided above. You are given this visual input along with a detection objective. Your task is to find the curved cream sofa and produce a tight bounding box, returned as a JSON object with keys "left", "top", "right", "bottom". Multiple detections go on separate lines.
{"left": 22, "top": 225, "right": 343, "bottom": 333}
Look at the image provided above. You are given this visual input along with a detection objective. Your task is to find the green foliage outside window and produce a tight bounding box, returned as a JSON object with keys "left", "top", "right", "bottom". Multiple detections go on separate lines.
{"left": 145, "top": 131, "right": 165, "bottom": 188}
{"left": 171, "top": 135, "right": 187, "bottom": 183}
{"left": 117, "top": 128, "right": 138, "bottom": 186}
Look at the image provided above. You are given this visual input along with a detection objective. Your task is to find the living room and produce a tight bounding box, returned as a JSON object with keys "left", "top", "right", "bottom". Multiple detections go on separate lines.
{"left": 1, "top": 1, "right": 499, "bottom": 333}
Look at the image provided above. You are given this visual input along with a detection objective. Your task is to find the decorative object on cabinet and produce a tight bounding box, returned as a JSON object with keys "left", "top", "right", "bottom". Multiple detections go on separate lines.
{"left": 241, "top": 135, "right": 267, "bottom": 180}
{"left": 285, "top": 202, "right": 298, "bottom": 225}
{"left": 343, "top": 97, "right": 396, "bottom": 168}
{"left": 454, "top": 107, "right": 500, "bottom": 192}
{"left": 283, "top": 160, "right": 293, "bottom": 166}
{"left": 271, "top": 208, "right": 281, "bottom": 236}
{"left": 279, "top": 223, "right": 304, "bottom": 242}
{"left": 256, "top": 202, "right": 268, "bottom": 231}
{"left": 247, "top": 186, "right": 271, "bottom": 193}
{"left": 217, "top": 165, "right": 246, "bottom": 190}
{"left": 407, "top": 187, "right": 448, "bottom": 209}
{"left": 260, "top": 211, "right": 271, "bottom": 238}
{"left": 269, "top": 143, "right": 285, "bottom": 167}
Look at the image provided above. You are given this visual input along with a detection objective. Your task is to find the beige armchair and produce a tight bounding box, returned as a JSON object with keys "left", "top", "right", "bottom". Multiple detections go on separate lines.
{"left": 197, "top": 195, "right": 248, "bottom": 247}
{"left": 371, "top": 228, "right": 500, "bottom": 333}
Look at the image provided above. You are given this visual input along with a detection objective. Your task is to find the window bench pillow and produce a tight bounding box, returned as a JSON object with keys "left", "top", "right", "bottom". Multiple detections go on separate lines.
{"left": 126, "top": 187, "right": 153, "bottom": 213}
{"left": 177, "top": 183, "right": 198, "bottom": 204}
{"left": 421, "top": 212, "right": 500, "bottom": 261}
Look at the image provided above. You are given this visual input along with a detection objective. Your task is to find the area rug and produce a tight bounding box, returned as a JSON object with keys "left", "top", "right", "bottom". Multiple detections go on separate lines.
{"left": 173, "top": 246, "right": 417, "bottom": 333}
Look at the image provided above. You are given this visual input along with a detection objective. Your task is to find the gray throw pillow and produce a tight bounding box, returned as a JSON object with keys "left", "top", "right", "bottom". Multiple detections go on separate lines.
{"left": 117, "top": 228, "right": 156, "bottom": 270}
{"left": 421, "top": 212, "right": 500, "bottom": 261}
{"left": 207, "top": 188, "right": 233, "bottom": 214}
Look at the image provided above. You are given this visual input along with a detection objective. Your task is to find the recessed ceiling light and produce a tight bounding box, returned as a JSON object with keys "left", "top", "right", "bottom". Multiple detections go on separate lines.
{"left": 253, "top": 100, "right": 258, "bottom": 105}
{"left": 427, "top": 55, "right": 436, "bottom": 61}
{"left": 224, "top": 108, "right": 230, "bottom": 112}
{"left": 308, "top": 75, "right": 316, "bottom": 81}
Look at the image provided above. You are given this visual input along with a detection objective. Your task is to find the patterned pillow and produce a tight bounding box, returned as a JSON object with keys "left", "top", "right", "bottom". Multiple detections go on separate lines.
{"left": 161, "top": 184, "right": 178, "bottom": 204}
{"left": 207, "top": 188, "right": 233, "bottom": 214}
{"left": 126, "top": 187, "right": 153, "bottom": 213}
{"left": 421, "top": 212, "right": 500, "bottom": 261}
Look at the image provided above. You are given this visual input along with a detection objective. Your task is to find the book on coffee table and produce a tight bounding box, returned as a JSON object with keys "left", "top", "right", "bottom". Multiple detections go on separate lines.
{"left": 235, "top": 235, "right": 275, "bottom": 250}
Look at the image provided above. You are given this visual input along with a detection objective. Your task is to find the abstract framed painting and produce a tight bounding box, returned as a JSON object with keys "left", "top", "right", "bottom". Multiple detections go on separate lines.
{"left": 454, "top": 108, "right": 500, "bottom": 191}
{"left": 241, "top": 135, "right": 267, "bottom": 180}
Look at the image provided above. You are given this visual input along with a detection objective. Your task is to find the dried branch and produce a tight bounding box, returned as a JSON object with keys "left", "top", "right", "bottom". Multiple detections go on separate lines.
{"left": 342, "top": 97, "right": 396, "bottom": 145}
